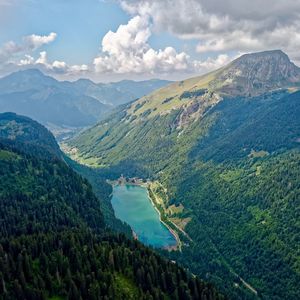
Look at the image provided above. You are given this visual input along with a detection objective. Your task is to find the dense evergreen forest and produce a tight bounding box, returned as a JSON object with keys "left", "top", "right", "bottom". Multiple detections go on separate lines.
{"left": 1, "top": 230, "right": 223, "bottom": 300}
{"left": 69, "top": 90, "right": 300, "bottom": 299}
{"left": 0, "top": 112, "right": 222, "bottom": 300}
{"left": 65, "top": 157, "right": 132, "bottom": 236}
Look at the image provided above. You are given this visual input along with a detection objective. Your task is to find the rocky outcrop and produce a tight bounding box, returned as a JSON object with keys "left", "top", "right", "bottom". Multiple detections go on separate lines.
{"left": 175, "top": 92, "right": 221, "bottom": 129}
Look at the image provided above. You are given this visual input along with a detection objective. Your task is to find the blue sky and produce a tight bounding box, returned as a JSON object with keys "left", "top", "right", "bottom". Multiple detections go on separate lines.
{"left": 1, "top": 0, "right": 299, "bottom": 82}
{"left": 1, "top": 0, "right": 130, "bottom": 63}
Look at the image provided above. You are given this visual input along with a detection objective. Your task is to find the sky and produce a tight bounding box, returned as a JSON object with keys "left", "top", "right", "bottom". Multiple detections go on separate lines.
{"left": 1, "top": 0, "right": 300, "bottom": 82}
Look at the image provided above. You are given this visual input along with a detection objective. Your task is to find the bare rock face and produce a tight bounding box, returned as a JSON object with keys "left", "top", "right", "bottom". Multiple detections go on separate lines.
{"left": 174, "top": 92, "right": 221, "bottom": 130}
{"left": 211, "top": 50, "right": 300, "bottom": 96}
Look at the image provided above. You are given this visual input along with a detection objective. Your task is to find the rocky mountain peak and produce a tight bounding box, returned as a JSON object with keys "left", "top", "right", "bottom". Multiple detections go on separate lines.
{"left": 232, "top": 50, "right": 299, "bottom": 80}
{"left": 211, "top": 50, "right": 300, "bottom": 96}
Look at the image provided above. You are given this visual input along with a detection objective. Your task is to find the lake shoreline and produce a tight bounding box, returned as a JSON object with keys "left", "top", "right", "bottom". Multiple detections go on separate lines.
{"left": 108, "top": 178, "right": 181, "bottom": 251}
{"left": 146, "top": 187, "right": 182, "bottom": 251}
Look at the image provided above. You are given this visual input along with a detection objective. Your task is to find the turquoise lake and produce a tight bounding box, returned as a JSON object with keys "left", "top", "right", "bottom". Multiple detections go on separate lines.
{"left": 111, "top": 184, "right": 177, "bottom": 248}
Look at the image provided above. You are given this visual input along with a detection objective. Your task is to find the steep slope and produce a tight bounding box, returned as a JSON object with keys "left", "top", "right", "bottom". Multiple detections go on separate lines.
{"left": 0, "top": 112, "right": 61, "bottom": 159}
{"left": 67, "top": 50, "right": 300, "bottom": 299}
{"left": 0, "top": 112, "right": 106, "bottom": 234}
{"left": 0, "top": 112, "right": 128, "bottom": 233}
{"left": 114, "top": 50, "right": 300, "bottom": 123}
{"left": 0, "top": 113, "right": 222, "bottom": 300}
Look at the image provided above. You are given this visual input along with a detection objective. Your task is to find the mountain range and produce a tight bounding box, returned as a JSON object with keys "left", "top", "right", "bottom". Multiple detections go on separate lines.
{"left": 67, "top": 50, "right": 300, "bottom": 299}
{"left": 0, "top": 69, "right": 171, "bottom": 138}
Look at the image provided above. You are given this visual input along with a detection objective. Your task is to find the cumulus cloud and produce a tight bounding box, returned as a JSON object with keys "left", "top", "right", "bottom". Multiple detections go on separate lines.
{"left": 0, "top": 10, "right": 240, "bottom": 80}
{"left": 2, "top": 1, "right": 300, "bottom": 81}
{"left": 0, "top": 32, "right": 57, "bottom": 64}
{"left": 93, "top": 16, "right": 192, "bottom": 74}
{"left": 0, "top": 9, "right": 238, "bottom": 79}
{"left": 120, "top": 0, "right": 300, "bottom": 63}
{"left": 18, "top": 51, "right": 89, "bottom": 75}
{"left": 0, "top": 41, "right": 23, "bottom": 62}
{"left": 24, "top": 32, "right": 57, "bottom": 50}
{"left": 194, "top": 54, "right": 232, "bottom": 72}
{"left": 1, "top": 26, "right": 232, "bottom": 80}
{"left": 92, "top": 15, "right": 233, "bottom": 77}
{"left": 0, "top": 32, "right": 89, "bottom": 77}
{"left": 19, "top": 54, "right": 34, "bottom": 66}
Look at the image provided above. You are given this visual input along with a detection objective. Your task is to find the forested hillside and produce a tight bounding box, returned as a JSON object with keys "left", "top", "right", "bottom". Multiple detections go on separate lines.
{"left": 67, "top": 51, "right": 300, "bottom": 299}
{"left": 65, "top": 156, "right": 132, "bottom": 235}
{"left": 0, "top": 112, "right": 61, "bottom": 159}
{"left": 0, "top": 113, "right": 221, "bottom": 300}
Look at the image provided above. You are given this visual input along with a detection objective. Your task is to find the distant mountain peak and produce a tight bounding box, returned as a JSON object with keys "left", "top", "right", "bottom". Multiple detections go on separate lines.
{"left": 2, "top": 68, "right": 57, "bottom": 88}
{"left": 8, "top": 68, "right": 52, "bottom": 81}
{"left": 73, "top": 78, "right": 95, "bottom": 84}
{"left": 16, "top": 68, "right": 45, "bottom": 76}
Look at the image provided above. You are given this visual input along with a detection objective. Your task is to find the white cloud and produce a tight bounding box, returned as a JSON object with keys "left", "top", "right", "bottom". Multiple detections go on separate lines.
{"left": 0, "top": 32, "right": 57, "bottom": 64}
{"left": 70, "top": 64, "right": 89, "bottom": 72}
{"left": 0, "top": 32, "right": 89, "bottom": 77}
{"left": 19, "top": 54, "right": 34, "bottom": 66}
{"left": 120, "top": 0, "right": 300, "bottom": 64}
{"left": 0, "top": 41, "right": 21, "bottom": 61}
{"left": 0, "top": 13, "right": 239, "bottom": 80}
{"left": 35, "top": 51, "right": 48, "bottom": 65}
{"left": 24, "top": 32, "right": 57, "bottom": 50}
{"left": 10, "top": 15, "right": 231, "bottom": 80}
{"left": 93, "top": 15, "right": 212, "bottom": 75}
{"left": 193, "top": 54, "right": 232, "bottom": 72}
{"left": 0, "top": 7, "right": 244, "bottom": 79}
{"left": 92, "top": 15, "right": 234, "bottom": 77}
{"left": 2, "top": 0, "right": 300, "bottom": 81}
{"left": 22, "top": 51, "right": 89, "bottom": 75}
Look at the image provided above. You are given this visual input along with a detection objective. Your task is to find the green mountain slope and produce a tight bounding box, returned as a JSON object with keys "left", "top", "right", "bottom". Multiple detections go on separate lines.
{"left": 102, "top": 50, "right": 300, "bottom": 123}
{"left": 67, "top": 50, "right": 300, "bottom": 299}
{"left": 0, "top": 112, "right": 107, "bottom": 236}
{"left": 0, "top": 113, "right": 221, "bottom": 300}
{"left": 0, "top": 112, "right": 61, "bottom": 159}
{"left": 0, "top": 112, "right": 129, "bottom": 234}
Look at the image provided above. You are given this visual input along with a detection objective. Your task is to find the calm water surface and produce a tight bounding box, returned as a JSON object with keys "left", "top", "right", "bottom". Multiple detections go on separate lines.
{"left": 111, "top": 184, "right": 177, "bottom": 248}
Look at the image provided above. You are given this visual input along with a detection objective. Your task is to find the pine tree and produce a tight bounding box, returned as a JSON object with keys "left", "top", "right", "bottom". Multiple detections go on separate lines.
{"left": 68, "top": 281, "right": 81, "bottom": 300}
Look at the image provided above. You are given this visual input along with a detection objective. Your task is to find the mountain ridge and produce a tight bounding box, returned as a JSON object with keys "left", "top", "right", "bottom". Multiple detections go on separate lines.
{"left": 0, "top": 69, "right": 172, "bottom": 136}
{"left": 125, "top": 50, "right": 300, "bottom": 124}
{"left": 0, "top": 68, "right": 172, "bottom": 105}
